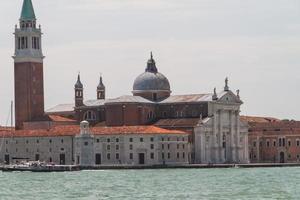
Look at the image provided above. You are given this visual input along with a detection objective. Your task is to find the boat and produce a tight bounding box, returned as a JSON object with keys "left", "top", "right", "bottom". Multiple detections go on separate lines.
{"left": 1, "top": 161, "right": 80, "bottom": 172}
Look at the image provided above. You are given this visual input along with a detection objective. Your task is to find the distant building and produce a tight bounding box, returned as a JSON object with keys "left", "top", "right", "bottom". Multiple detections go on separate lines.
{"left": 0, "top": 0, "right": 249, "bottom": 166}
{"left": 247, "top": 119, "right": 300, "bottom": 163}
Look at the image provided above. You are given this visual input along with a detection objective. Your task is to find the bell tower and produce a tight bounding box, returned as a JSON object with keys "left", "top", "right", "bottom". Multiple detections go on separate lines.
{"left": 14, "top": 0, "right": 45, "bottom": 130}
{"left": 97, "top": 75, "right": 105, "bottom": 100}
{"left": 75, "top": 74, "right": 84, "bottom": 107}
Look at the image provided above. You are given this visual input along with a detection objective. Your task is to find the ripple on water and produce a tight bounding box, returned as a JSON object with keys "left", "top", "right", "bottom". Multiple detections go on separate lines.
{"left": 0, "top": 167, "right": 299, "bottom": 200}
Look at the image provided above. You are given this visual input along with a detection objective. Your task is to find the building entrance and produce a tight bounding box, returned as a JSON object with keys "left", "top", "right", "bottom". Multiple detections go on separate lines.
{"left": 60, "top": 154, "right": 66, "bottom": 165}
{"left": 4, "top": 154, "right": 9, "bottom": 164}
{"left": 95, "top": 154, "right": 101, "bottom": 165}
{"left": 280, "top": 152, "right": 285, "bottom": 163}
{"left": 138, "top": 153, "right": 145, "bottom": 165}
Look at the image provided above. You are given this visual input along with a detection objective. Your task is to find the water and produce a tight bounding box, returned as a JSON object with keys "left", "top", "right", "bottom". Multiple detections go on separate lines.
{"left": 0, "top": 167, "right": 299, "bottom": 200}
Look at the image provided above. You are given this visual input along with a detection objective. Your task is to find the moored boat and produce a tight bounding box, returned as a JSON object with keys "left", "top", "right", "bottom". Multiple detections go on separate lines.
{"left": 1, "top": 161, "right": 80, "bottom": 172}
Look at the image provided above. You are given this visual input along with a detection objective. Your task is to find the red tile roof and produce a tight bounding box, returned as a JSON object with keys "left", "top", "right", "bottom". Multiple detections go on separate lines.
{"left": 48, "top": 115, "right": 76, "bottom": 122}
{"left": 0, "top": 125, "right": 188, "bottom": 138}
{"left": 240, "top": 116, "right": 280, "bottom": 123}
{"left": 155, "top": 118, "right": 200, "bottom": 127}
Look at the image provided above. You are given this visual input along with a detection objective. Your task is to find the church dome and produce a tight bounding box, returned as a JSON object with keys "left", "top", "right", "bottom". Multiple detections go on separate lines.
{"left": 133, "top": 71, "right": 170, "bottom": 91}
{"left": 132, "top": 53, "right": 171, "bottom": 100}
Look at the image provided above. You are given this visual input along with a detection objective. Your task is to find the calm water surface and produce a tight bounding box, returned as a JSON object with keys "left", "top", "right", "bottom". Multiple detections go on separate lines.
{"left": 0, "top": 167, "right": 299, "bottom": 200}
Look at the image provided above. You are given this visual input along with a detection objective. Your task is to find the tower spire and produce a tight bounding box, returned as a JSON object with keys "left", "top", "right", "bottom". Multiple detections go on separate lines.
{"left": 224, "top": 77, "right": 229, "bottom": 91}
{"left": 146, "top": 52, "right": 158, "bottom": 73}
{"left": 20, "top": 0, "right": 36, "bottom": 20}
{"left": 97, "top": 74, "right": 106, "bottom": 100}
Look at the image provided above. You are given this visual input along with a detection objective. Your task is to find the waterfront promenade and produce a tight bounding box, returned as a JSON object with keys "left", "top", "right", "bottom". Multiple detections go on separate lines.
{"left": 1, "top": 163, "right": 300, "bottom": 171}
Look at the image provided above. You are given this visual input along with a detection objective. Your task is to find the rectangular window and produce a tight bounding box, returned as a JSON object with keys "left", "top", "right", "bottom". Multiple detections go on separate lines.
{"left": 150, "top": 144, "right": 154, "bottom": 149}
{"left": 25, "top": 37, "right": 28, "bottom": 48}
{"left": 140, "top": 138, "right": 144, "bottom": 142}
{"left": 116, "top": 145, "right": 119, "bottom": 150}
{"left": 183, "top": 152, "right": 185, "bottom": 159}
{"left": 21, "top": 37, "right": 25, "bottom": 49}
{"left": 162, "top": 144, "right": 164, "bottom": 149}
{"left": 107, "top": 153, "right": 111, "bottom": 160}
{"left": 130, "top": 153, "right": 133, "bottom": 159}
{"left": 116, "top": 153, "right": 119, "bottom": 160}
{"left": 168, "top": 153, "right": 170, "bottom": 159}
{"left": 116, "top": 138, "right": 119, "bottom": 143}
{"left": 32, "top": 37, "right": 35, "bottom": 49}
{"left": 96, "top": 139, "right": 100, "bottom": 143}
{"left": 168, "top": 144, "right": 170, "bottom": 149}
{"left": 107, "top": 138, "right": 110, "bottom": 143}
{"left": 267, "top": 141, "right": 270, "bottom": 147}
{"left": 129, "top": 144, "right": 133, "bottom": 150}
{"left": 107, "top": 145, "right": 110, "bottom": 150}
{"left": 288, "top": 140, "right": 291, "bottom": 147}
{"left": 37, "top": 37, "right": 40, "bottom": 49}
{"left": 177, "top": 152, "right": 179, "bottom": 159}
{"left": 273, "top": 141, "right": 276, "bottom": 147}
{"left": 297, "top": 140, "right": 300, "bottom": 146}
{"left": 177, "top": 144, "right": 179, "bottom": 149}
{"left": 151, "top": 153, "right": 154, "bottom": 159}
{"left": 150, "top": 137, "right": 154, "bottom": 142}
{"left": 129, "top": 138, "right": 133, "bottom": 142}
{"left": 182, "top": 144, "right": 185, "bottom": 149}
{"left": 279, "top": 138, "right": 282, "bottom": 147}
{"left": 18, "top": 37, "right": 21, "bottom": 49}
{"left": 162, "top": 153, "right": 165, "bottom": 159}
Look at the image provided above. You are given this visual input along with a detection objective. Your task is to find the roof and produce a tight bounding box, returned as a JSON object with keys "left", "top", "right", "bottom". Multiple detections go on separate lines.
{"left": 133, "top": 53, "right": 171, "bottom": 92}
{"left": 83, "top": 99, "right": 106, "bottom": 107}
{"left": 20, "top": 0, "right": 36, "bottom": 20}
{"left": 46, "top": 103, "right": 75, "bottom": 114}
{"left": 91, "top": 126, "right": 188, "bottom": 135}
{"left": 97, "top": 76, "right": 105, "bottom": 89}
{"left": 241, "top": 116, "right": 280, "bottom": 123}
{"left": 106, "top": 95, "right": 154, "bottom": 104}
{"left": 0, "top": 126, "right": 79, "bottom": 138}
{"left": 48, "top": 115, "right": 76, "bottom": 122}
{"left": 133, "top": 72, "right": 170, "bottom": 92}
{"left": 155, "top": 118, "right": 201, "bottom": 128}
{"left": 75, "top": 74, "right": 83, "bottom": 88}
{"left": 0, "top": 125, "right": 188, "bottom": 138}
{"left": 160, "top": 94, "right": 212, "bottom": 104}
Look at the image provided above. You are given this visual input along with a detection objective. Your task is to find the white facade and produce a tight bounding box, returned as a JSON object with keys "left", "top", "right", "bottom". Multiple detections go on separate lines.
{"left": 194, "top": 91, "right": 249, "bottom": 164}
{"left": 75, "top": 122, "right": 190, "bottom": 166}
{"left": 0, "top": 123, "right": 190, "bottom": 166}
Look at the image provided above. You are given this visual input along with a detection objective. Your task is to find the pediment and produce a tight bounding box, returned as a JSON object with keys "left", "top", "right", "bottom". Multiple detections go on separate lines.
{"left": 217, "top": 91, "right": 243, "bottom": 104}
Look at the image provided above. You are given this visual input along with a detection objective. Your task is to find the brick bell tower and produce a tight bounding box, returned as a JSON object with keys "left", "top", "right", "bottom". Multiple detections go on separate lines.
{"left": 13, "top": 0, "right": 45, "bottom": 130}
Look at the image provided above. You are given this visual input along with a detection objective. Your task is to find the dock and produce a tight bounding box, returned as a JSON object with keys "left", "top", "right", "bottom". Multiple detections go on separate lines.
{"left": 1, "top": 163, "right": 300, "bottom": 172}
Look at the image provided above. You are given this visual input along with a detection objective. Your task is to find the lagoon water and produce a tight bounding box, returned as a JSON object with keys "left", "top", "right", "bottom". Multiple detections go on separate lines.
{"left": 0, "top": 167, "right": 299, "bottom": 200}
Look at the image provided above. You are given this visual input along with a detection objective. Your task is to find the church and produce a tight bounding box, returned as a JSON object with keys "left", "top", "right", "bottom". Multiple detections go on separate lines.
{"left": 0, "top": 0, "right": 249, "bottom": 166}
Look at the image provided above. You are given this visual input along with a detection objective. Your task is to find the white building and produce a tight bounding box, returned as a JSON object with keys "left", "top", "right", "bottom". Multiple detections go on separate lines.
{"left": 0, "top": 122, "right": 190, "bottom": 166}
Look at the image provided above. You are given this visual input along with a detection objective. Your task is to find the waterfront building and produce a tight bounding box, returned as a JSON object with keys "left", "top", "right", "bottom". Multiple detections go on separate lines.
{"left": 0, "top": 121, "right": 190, "bottom": 166}
{"left": 247, "top": 119, "right": 300, "bottom": 163}
{"left": 0, "top": 0, "right": 249, "bottom": 166}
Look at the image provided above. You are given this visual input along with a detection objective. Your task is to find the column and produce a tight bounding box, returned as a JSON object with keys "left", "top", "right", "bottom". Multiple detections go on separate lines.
{"left": 235, "top": 110, "right": 240, "bottom": 162}
{"left": 212, "top": 111, "right": 218, "bottom": 163}
{"left": 230, "top": 110, "right": 236, "bottom": 162}
{"left": 218, "top": 110, "right": 224, "bottom": 163}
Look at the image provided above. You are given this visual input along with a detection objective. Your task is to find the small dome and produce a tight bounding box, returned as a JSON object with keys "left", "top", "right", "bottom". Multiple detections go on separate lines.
{"left": 133, "top": 72, "right": 170, "bottom": 92}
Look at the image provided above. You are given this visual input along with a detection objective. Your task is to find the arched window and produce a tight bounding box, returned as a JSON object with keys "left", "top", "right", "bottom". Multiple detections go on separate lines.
{"left": 83, "top": 110, "right": 96, "bottom": 121}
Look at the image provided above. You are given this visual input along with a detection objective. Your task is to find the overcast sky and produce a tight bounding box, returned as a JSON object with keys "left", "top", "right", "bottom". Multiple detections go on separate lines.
{"left": 0, "top": 0, "right": 299, "bottom": 125}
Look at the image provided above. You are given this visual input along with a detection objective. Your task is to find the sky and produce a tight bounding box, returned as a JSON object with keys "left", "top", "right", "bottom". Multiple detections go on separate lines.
{"left": 0, "top": 0, "right": 299, "bottom": 125}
